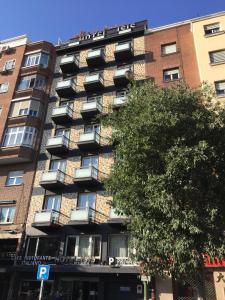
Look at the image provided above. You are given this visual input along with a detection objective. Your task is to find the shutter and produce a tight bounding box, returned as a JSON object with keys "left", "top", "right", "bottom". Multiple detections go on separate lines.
{"left": 164, "top": 68, "right": 179, "bottom": 76}
{"left": 205, "top": 23, "right": 220, "bottom": 30}
{"left": 210, "top": 50, "right": 225, "bottom": 63}
{"left": 163, "top": 43, "right": 176, "bottom": 54}
{"left": 215, "top": 81, "right": 225, "bottom": 91}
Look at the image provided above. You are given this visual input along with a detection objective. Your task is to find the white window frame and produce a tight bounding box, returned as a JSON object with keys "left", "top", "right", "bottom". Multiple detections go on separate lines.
{"left": 204, "top": 23, "right": 221, "bottom": 35}
{"left": 6, "top": 170, "right": 24, "bottom": 186}
{"left": 163, "top": 68, "right": 180, "bottom": 81}
{"left": 161, "top": 42, "right": 177, "bottom": 55}
{"left": 3, "top": 126, "right": 37, "bottom": 148}
{"left": 3, "top": 60, "right": 15, "bottom": 71}
{"left": 23, "top": 52, "right": 49, "bottom": 68}
{"left": 0, "top": 82, "right": 9, "bottom": 93}
{"left": 65, "top": 235, "right": 101, "bottom": 258}
{"left": 0, "top": 206, "right": 15, "bottom": 224}
{"left": 9, "top": 99, "right": 40, "bottom": 118}
{"left": 17, "top": 75, "right": 46, "bottom": 91}
{"left": 108, "top": 234, "right": 129, "bottom": 258}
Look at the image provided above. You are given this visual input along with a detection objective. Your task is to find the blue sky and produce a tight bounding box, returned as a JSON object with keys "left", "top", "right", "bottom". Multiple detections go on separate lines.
{"left": 0, "top": 0, "right": 225, "bottom": 44}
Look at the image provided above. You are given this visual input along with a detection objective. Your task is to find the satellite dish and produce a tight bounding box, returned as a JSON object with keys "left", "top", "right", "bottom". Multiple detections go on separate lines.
{"left": 125, "top": 70, "right": 133, "bottom": 80}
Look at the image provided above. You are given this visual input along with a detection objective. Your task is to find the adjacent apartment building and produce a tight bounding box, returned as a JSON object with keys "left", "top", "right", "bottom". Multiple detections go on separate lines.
{"left": 1, "top": 10, "right": 225, "bottom": 300}
{"left": 0, "top": 35, "right": 55, "bottom": 299}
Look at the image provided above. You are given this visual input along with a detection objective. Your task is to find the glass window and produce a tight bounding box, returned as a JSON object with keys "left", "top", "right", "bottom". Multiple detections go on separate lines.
{"left": 55, "top": 128, "right": 70, "bottom": 138}
{"left": 87, "top": 95, "right": 102, "bottom": 104}
{"left": 77, "top": 193, "right": 96, "bottom": 209}
{"left": 209, "top": 50, "right": 225, "bottom": 64}
{"left": 9, "top": 100, "right": 40, "bottom": 118}
{"left": 0, "top": 207, "right": 15, "bottom": 223}
{"left": 0, "top": 82, "right": 9, "bottom": 93}
{"left": 49, "top": 159, "right": 66, "bottom": 172}
{"left": 23, "top": 52, "right": 49, "bottom": 68}
{"left": 65, "top": 235, "right": 101, "bottom": 257}
{"left": 66, "top": 236, "right": 77, "bottom": 256}
{"left": 17, "top": 75, "right": 46, "bottom": 91}
{"left": 109, "top": 235, "right": 128, "bottom": 257}
{"left": 163, "top": 68, "right": 179, "bottom": 81}
{"left": 215, "top": 80, "right": 225, "bottom": 96}
{"left": 161, "top": 42, "right": 177, "bottom": 55}
{"left": 4, "top": 60, "right": 15, "bottom": 71}
{"left": 84, "top": 124, "right": 100, "bottom": 134}
{"left": 204, "top": 23, "right": 220, "bottom": 35}
{"left": 26, "top": 237, "right": 60, "bottom": 256}
{"left": 81, "top": 156, "right": 98, "bottom": 168}
{"left": 3, "top": 126, "right": 36, "bottom": 147}
{"left": 44, "top": 195, "right": 61, "bottom": 211}
{"left": 6, "top": 170, "right": 24, "bottom": 186}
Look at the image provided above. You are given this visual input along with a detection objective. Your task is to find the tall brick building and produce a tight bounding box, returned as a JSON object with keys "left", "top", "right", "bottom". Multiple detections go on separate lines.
{"left": 0, "top": 35, "right": 55, "bottom": 299}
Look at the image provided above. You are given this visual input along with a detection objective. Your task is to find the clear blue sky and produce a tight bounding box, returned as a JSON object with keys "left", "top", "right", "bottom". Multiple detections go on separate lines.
{"left": 0, "top": 0, "right": 224, "bottom": 44}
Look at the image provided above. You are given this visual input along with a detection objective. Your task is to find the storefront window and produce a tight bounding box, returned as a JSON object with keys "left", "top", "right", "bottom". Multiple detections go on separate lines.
{"left": 65, "top": 235, "right": 101, "bottom": 258}
{"left": 108, "top": 234, "right": 128, "bottom": 257}
{"left": 26, "top": 237, "right": 60, "bottom": 256}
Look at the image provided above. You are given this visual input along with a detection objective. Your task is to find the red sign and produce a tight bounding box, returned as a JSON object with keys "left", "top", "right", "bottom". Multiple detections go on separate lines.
{"left": 203, "top": 254, "right": 225, "bottom": 267}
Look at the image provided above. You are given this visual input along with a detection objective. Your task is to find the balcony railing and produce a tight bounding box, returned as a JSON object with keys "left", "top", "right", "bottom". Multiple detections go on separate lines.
{"left": 59, "top": 55, "right": 79, "bottom": 73}
{"left": 55, "top": 79, "right": 77, "bottom": 97}
{"left": 46, "top": 135, "right": 69, "bottom": 154}
{"left": 33, "top": 209, "right": 60, "bottom": 225}
{"left": 108, "top": 208, "right": 127, "bottom": 225}
{"left": 74, "top": 166, "right": 99, "bottom": 186}
{"left": 113, "top": 95, "right": 127, "bottom": 107}
{"left": 70, "top": 207, "right": 95, "bottom": 224}
{"left": 86, "top": 49, "right": 105, "bottom": 67}
{"left": 113, "top": 68, "right": 132, "bottom": 86}
{"left": 114, "top": 42, "right": 133, "bottom": 60}
{"left": 77, "top": 132, "right": 100, "bottom": 150}
{"left": 81, "top": 99, "right": 102, "bottom": 118}
{"left": 84, "top": 74, "right": 104, "bottom": 91}
{"left": 51, "top": 104, "right": 73, "bottom": 124}
{"left": 40, "top": 169, "right": 65, "bottom": 189}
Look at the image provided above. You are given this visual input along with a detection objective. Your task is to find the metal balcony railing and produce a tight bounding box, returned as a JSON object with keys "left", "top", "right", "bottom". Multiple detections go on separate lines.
{"left": 74, "top": 166, "right": 98, "bottom": 180}
{"left": 33, "top": 209, "right": 59, "bottom": 224}
{"left": 41, "top": 169, "right": 65, "bottom": 183}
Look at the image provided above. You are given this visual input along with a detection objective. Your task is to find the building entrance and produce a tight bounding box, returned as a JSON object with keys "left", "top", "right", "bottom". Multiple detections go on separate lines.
{"left": 60, "top": 280, "right": 98, "bottom": 300}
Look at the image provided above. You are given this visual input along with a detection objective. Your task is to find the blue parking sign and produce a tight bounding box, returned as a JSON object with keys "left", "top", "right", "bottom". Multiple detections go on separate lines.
{"left": 37, "top": 265, "right": 50, "bottom": 280}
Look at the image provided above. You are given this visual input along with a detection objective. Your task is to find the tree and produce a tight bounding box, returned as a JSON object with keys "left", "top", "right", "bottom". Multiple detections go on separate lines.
{"left": 104, "top": 81, "right": 225, "bottom": 289}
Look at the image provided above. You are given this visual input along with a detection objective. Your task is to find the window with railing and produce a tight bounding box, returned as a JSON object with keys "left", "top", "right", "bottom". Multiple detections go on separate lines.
{"left": 3, "top": 126, "right": 37, "bottom": 147}
{"left": 23, "top": 52, "right": 49, "bottom": 68}
{"left": 65, "top": 235, "right": 101, "bottom": 258}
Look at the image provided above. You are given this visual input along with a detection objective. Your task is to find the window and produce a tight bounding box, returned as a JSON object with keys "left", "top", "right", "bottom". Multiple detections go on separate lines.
{"left": 209, "top": 50, "right": 225, "bottom": 64}
{"left": 77, "top": 193, "right": 96, "bottom": 209}
{"left": 3, "top": 126, "right": 36, "bottom": 147}
{"left": 215, "top": 81, "right": 225, "bottom": 96}
{"left": 87, "top": 95, "right": 102, "bottom": 104}
{"left": 23, "top": 52, "right": 49, "bottom": 68}
{"left": 26, "top": 237, "right": 60, "bottom": 256}
{"left": 0, "top": 82, "right": 9, "bottom": 93}
{"left": 17, "top": 75, "right": 46, "bottom": 91}
{"left": 44, "top": 195, "right": 61, "bottom": 211}
{"left": 84, "top": 124, "right": 100, "bottom": 134}
{"left": 0, "top": 207, "right": 15, "bottom": 223}
{"left": 116, "top": 89, "right": 127, "bottom": 97}
{"left": 55, "top": 128, "right": 70, "bottom": 138}
{"left": 161, "top": 42, "right": 177, "bottom": 55}
{"left": 163, "top": 68, "right": 179, "bottom": 81}
{"left": 65, "top": 235, "right": 101, "bottom": 257}
{"left": 6, "top": 170, "right": 24, "bottom": 186}
{"left": 49, "top": 159, "right": 66, "bottom": 172}
{"left": 109, "top": 235, "right": 128, "bottom": 257}
{"left": 3, "top": 60, "right": 15, "bottom": 71}
{"left": 204, "top": 23, "right": 220, "bottom": 35}
{"left": 9, "top": 99, "right": 41, "bottom": 118}
{"left": 81, "top": 155, "right": 98, "bottom": 168}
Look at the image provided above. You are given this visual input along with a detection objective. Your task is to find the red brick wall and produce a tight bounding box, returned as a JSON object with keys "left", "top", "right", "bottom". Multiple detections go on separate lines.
{"left": 145, "top": 23, "right": 200, "bottom": 88}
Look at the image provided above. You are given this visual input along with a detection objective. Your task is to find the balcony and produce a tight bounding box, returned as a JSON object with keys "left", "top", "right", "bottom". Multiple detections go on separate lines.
{"left": 108, "top": 208, "right": 127, "bottom": 225}
{"left": 112, "top": 95, "right": 127, "bottom": 107}
{"left": 80, "top": 100, "right": 102, "bottom": 119}
{"left": 51, "top": 105, "right": 73, "bottom": 124}
{"left": 55, "top": 79, "right": 76, "bottom": 98}
{"left": 84, "top": 74, "right": 104, "bottom": 92}
{"left": 46, "top": 135, "right": 69, "bottom": 154}
{"left": 40, "top": 170, "right": 65, "bottom": 189}
{"left": 113, "top": 68, "right": 133, "bottom": 86}
{"left": 86, "top": 49, "right": 105, "bottom": 67}
{"left": 114, "top": 42, "right": 133, "bottom": 61}
{"left": 69, "top": 207, "right": 96, "bottom": 226}
{"left": 59, "top": 55, "right": 79, "bottom": 74}
{"left": 77, "top": 131, "right": 100, "bottom": 150}
{"left": 0, "top": 145, "right": 34, "bottom": 165}
{"left": 74, "top": 166, "right": 100, "bottom": 186}
{"left": 32, "top": 209, "right": 60, "bottom": 228}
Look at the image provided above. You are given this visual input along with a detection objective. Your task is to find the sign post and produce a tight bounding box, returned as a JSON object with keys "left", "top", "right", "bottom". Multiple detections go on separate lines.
{"left": 37, "top": 265, "right": 50, "bottom": 300}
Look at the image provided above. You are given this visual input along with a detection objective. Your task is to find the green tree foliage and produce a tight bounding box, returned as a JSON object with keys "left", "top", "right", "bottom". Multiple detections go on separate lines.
{"left": 104, "top": 81, "right": 225, "bottom": 281}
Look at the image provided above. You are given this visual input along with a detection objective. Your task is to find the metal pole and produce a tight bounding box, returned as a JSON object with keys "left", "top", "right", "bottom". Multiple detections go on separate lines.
{"left": 39, "top": 280, "right": 44, "bottom": 300}
{"left": 144, "top": 281, "right": 147, "bottom": 300}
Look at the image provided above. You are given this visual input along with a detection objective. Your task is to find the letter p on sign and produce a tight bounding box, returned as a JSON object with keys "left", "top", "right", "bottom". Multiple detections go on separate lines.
{"left": 37, "top": 265, "right": 50, "bottom": 280}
